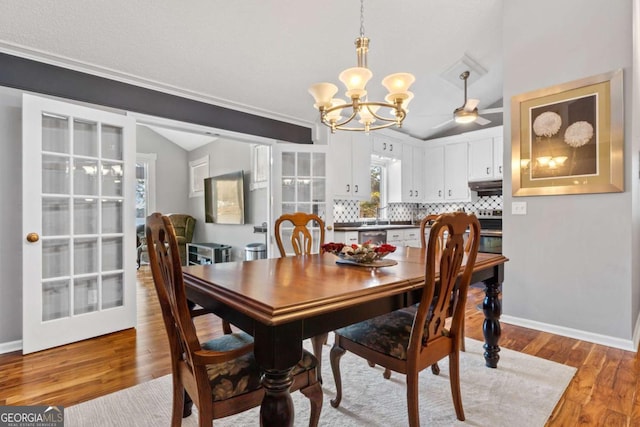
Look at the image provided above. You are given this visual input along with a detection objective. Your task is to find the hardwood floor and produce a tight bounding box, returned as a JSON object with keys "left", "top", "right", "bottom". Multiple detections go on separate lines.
{"left": 1, "top": 267, "right": 639, "bottom": 425}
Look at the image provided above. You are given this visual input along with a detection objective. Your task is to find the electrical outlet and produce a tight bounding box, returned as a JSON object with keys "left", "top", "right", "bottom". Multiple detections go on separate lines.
{"left": 512, "top": 201, "right": 527, "bottom": 215}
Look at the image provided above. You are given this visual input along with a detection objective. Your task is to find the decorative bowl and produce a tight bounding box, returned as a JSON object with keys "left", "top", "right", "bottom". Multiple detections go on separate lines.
{"left": 321, "top": 242, "right": 396, "bottom": 264}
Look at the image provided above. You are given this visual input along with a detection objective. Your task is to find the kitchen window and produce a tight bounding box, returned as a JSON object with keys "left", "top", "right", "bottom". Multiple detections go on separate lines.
{"left": 360, "top": 160, "right": 387, "bottom": 219}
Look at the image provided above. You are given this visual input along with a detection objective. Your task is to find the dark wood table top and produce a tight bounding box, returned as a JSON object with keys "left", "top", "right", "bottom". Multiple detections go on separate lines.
{"left": 183, "top": 247, "right": 508, "bottom": 326}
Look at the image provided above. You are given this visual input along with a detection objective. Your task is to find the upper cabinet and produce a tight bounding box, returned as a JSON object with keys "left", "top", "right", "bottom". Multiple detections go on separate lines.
{"left": 468, "top": 127, "right": 504, "bottom": 181}
{"left": 372, "top": 135, "right": 401, "bottom": 159}
{"left": 424, "top": 140, "right": 470, "bottom": 203}
{"left": 401, "top": 144, "right": 424, "bottom": 202}
{"left": 328, "top": 132, "right": 371, "bottom": 200}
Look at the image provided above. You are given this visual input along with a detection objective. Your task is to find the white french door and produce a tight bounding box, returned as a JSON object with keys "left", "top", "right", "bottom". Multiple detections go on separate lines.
{"left": 271, "top": 144, "right": 332, "bottom": 256}
{"left": 22, "top": 94, "right": 136, "bottom": 354}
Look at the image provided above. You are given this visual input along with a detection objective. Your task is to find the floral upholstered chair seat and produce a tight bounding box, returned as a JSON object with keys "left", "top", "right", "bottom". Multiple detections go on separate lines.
{"left": 334, "top": 309, "right": 446, "bottom": 361}
{"left": 203, "top": 332, "right": 318, "bottom": 401}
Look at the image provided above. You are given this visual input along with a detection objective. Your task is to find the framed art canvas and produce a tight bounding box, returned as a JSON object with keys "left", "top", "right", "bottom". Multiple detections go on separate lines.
{"left": 511, "top": 69, "right": 623, "bottom": 196}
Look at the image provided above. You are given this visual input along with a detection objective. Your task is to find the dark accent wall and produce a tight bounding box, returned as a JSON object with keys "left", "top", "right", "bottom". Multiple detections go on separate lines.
{"left": 0, "top": 52, "right": 312, "bottom": 144}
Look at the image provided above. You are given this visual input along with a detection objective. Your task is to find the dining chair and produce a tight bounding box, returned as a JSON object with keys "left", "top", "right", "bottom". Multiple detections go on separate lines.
{"left": 329, "top": 212, "right": 480, "bottom": 426}
{"left": 146, "top": 212, "right": 322, "bottom": 427}
{"left": 274, "top": 212, "right": 329, "bottom": 382}
{"left": 421, "top": 212, "right": 473, "bottom": 372}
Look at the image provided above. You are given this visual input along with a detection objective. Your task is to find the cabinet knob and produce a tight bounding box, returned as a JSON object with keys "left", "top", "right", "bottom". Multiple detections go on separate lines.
{"left": 326, "top": 225, "right": 333, "bottom": 231}
{"left": 26, "top": 232, "right": 39, "bottom": 242}
{"left": 346, "top": 184, "right": 350, "bottom": 193}
{"left": 486, "top": 167, "right": 491, "bottom": 175}
{"left": 354, "top": 184, "right": 359, "bottom": 193}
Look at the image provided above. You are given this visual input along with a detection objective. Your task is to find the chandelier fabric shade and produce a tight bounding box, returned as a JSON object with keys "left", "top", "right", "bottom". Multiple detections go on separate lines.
{"left": 308, "top": 0, "right": 415, "bottom": 133}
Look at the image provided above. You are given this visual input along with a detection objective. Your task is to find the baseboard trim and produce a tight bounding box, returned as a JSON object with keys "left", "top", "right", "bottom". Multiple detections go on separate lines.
{"left": 0, "top": 339, "right": 22, "bottom": 354}
{"left": 500, "top": 315, "right": 637, "bottom": 352}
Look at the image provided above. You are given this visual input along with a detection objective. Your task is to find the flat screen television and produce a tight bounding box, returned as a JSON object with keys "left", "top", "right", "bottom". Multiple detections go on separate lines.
{"left": 204, "top": 170, "right": 245, "bottom": 224}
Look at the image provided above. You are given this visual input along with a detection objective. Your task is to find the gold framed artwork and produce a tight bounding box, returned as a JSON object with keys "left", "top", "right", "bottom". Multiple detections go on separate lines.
{"left": 511, "top": 69, "right": 623, "bottom": 196}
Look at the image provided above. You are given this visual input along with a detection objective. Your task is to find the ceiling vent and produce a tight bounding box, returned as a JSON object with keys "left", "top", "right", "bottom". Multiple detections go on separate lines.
{"left": 440, "top": 54, "right": 487, "bottom": 90}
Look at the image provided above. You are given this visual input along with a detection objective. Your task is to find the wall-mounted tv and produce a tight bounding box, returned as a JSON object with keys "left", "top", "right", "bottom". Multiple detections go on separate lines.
{"left": 204, "top": 170, "right": 245, "bottom": 224}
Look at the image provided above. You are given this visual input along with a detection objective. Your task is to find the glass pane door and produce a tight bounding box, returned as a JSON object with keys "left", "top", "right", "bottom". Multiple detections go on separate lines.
{"left": 275, "top": 145, "right": 329, "bottom": 255}
{"left": 22, "top": 94, "right": 136, "bottom": 354}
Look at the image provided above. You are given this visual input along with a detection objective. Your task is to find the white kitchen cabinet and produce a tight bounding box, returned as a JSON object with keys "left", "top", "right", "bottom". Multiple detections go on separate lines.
{"left": 388, "top": 144, "right": 424, "bottom": 203}
{"left": 329, "top": 132, "right": 371, "bottom": 200}
{"left": 334, "top": 231, "right": 359, "bottom": 245}
{"left": 402, "top": 145, "right": 424, "bottom": 202}
{"left": 372, "top": 135, "right": 401, "bottom": 159}
{"left": 468, "top": 134, "right": 504, "bottom": 181}
{"left": 387, "top": 229, "right": 404, "bottom": 246}
{"left": 424, "top": 142, "right": 469, "bottom": 202}
{"left": 444, "top": 142, "right": 470, "bottom": 200}
{"left": 387, "top": 228, "right": 421, "bottom": 247}
{"left": 493, "top": 136, "right": 503, "bottom": 179}
{"left": 403, "top": 228, "right": 421, "bottom": 247}
{"left": 424, "top": 145, "right": 445, "bottom": 201}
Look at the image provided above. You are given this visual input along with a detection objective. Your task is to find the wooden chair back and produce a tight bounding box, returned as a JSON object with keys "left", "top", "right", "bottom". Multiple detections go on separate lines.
{"left": 274, "top": 212, "right": 326, "bottom": 257}
{"left": 413, "top": 212, "right": 480, "bottom": 355}
{"left": 420, "top": 213, "right": 476, "bottom": 254}
{"left": 146, "top": 213, "right": 255, "bottom": 425}
{"left": 419, "top": 214, "right": 441, "bottom": 250}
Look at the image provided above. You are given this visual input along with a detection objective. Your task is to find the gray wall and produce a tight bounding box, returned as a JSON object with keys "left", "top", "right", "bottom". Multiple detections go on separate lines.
{"left": 0, "top": 87, "right": 23, "bottom": 343}
{"left": 502, "top": 0, "right": 638, "bottom": 345}
{"left": 187, "top": 139, "right": 269, "bottom": 261}
{"left": 136, "top": 125, "right": 189, "bottom": 215}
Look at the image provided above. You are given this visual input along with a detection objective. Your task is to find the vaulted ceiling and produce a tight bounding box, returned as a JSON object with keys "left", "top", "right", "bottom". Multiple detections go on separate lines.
{"left": 0, "top": 0, "right": 503, "bottom": 141}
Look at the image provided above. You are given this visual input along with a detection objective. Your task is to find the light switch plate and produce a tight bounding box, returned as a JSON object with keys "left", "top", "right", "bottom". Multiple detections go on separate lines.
{"left": 512, "top": 201, "right": 527, "bottom": 215}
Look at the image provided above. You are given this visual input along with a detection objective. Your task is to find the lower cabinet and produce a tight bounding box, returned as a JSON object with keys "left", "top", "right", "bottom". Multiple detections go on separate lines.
{"left": 387, "top": 228, "right": 421, "bottom": 248}
{"left": 333, "top": 231, "right": 359, "bottom": 245}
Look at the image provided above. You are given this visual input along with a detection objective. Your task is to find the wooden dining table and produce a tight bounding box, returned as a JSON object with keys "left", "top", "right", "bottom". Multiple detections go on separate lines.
{"left": 183, "top": 246, "right": 508, "bottom": 427}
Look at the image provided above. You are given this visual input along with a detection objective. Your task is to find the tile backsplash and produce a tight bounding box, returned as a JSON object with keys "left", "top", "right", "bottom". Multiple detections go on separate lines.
{"left": 333, "top": 195, "right": 503, "bottom": 223}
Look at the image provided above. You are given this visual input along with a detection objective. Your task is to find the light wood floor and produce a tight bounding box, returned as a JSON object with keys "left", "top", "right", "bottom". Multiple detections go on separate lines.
{"left": 1, "top": 267, "right": 639, "bottom": 426}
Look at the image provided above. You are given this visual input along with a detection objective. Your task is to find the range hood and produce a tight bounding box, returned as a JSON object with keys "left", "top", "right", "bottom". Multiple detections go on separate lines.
{"left": 469, "top": 179, "right": 503, "bottom": 196}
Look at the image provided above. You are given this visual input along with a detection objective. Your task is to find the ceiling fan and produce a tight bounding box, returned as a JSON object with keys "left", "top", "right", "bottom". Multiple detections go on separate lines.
{"left": 432, "top": 70, "right": 502, "bottom": 129}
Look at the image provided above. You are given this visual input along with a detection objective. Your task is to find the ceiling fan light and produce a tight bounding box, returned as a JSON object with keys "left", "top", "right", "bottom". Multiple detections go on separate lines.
{"left": 339, "top": 67, "right": 373, "bottom": 99}
{"left": 382, "top": 72, "right": 416, "bottom": 95}
{"left": 453, "top": 107, "right": 478, "bottom": 124}
{"left": 308, "top": 83, "right": 338, "bottom": 109}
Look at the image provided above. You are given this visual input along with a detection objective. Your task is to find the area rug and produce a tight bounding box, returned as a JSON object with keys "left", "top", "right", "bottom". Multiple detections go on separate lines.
{"left": 66, "top": 338, "right": 576, "bottom": 426}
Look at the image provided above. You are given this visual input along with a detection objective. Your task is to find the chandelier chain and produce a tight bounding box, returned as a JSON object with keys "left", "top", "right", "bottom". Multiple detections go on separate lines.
{"left": 360, "top": 0, "right": 365, "bottom": 37}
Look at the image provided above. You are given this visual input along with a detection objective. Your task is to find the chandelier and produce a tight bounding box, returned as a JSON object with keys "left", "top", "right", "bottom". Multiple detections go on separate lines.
{"left": 308, "top": 0, "right": 415, "bottom": 133}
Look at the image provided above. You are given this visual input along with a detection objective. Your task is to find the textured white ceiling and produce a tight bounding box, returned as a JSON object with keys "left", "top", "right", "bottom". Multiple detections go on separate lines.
{"left": 0, "top": 0, "right": 504, "bottom": 140}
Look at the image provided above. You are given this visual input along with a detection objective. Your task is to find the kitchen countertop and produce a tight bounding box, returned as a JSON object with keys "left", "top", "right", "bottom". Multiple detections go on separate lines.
{"left": 334, "top": 223, "right": 421, "bottom": 232}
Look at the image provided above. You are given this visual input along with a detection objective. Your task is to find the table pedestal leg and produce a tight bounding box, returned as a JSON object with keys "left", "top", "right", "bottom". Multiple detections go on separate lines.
{"left": 260, "top": 368, "right": 294, "bottom": 427}
{"left": 482, "top": 281, "right": 501, "bottom": 368}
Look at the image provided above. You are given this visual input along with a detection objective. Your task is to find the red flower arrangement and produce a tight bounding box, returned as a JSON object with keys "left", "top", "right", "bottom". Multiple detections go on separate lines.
{"left": 321, "top": 241, "right": 396, "bottom": 264}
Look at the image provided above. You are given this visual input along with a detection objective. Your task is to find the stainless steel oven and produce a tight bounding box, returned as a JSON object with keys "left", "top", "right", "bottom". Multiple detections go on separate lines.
{"left": 478, "top": 230, "right": 502, "bottom": 254}
{"left": 477, "top": 211, "right": 502, "bottom": 254}
{"left": 358, "top": 229, "right": 387, "bottom": 245}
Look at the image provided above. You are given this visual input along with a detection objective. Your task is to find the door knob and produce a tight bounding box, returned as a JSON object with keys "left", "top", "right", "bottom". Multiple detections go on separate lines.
{"left": 26, "top": 232, "right": 40, "bottom": 242}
